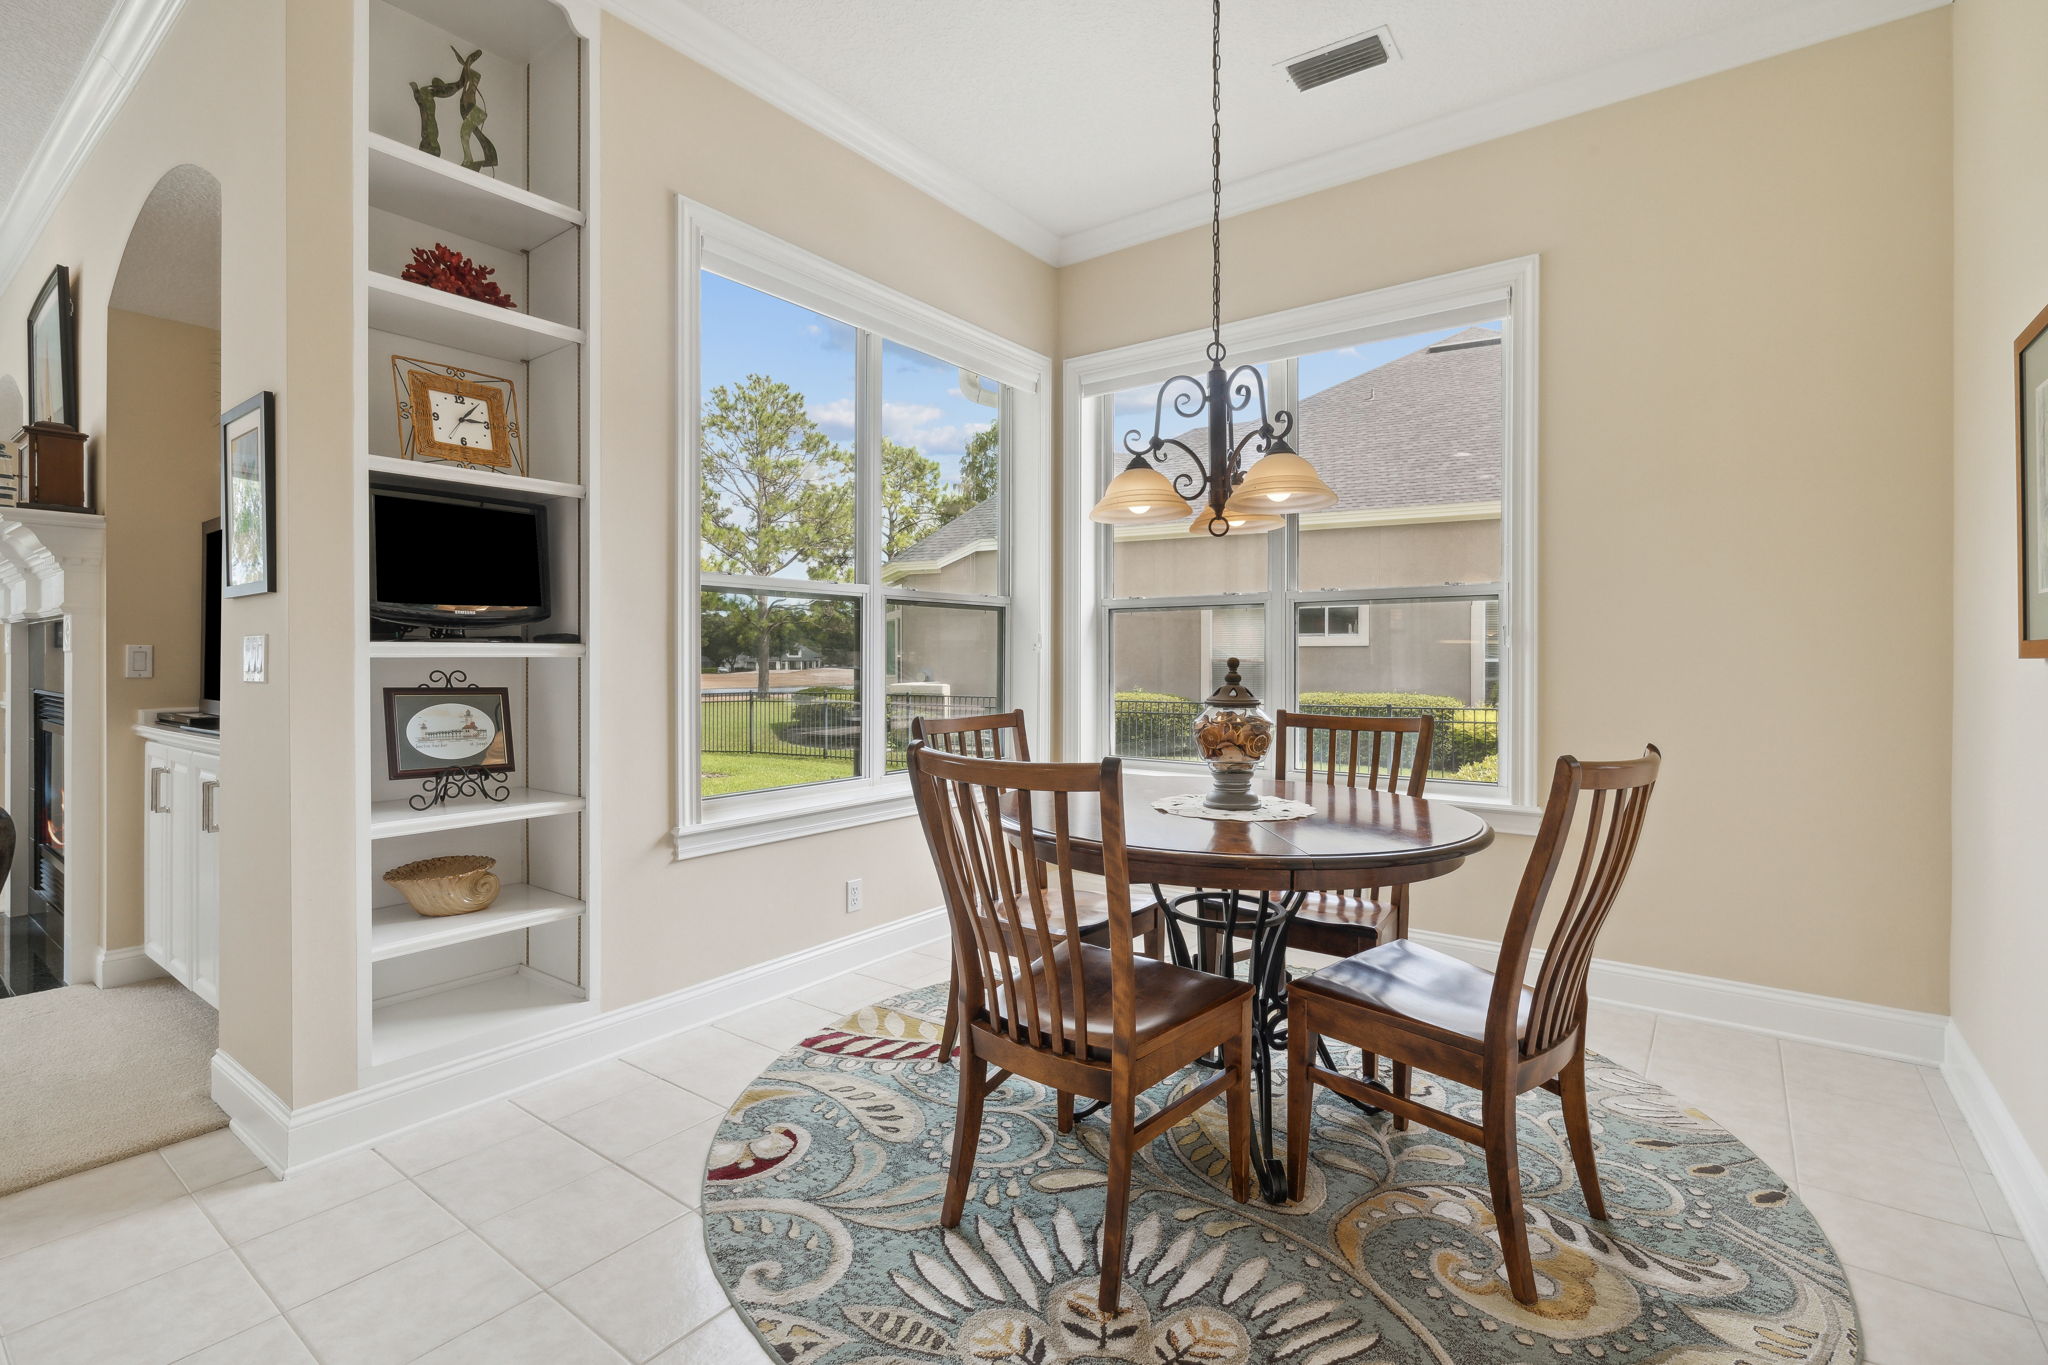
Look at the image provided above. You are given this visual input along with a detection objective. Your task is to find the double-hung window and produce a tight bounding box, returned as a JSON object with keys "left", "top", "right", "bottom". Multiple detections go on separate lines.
{"left": 676, "top": 202, "right": 1050, "bottom": 856}
{"left": 1070, "top": 258, "right": 1538, "bottom": 826}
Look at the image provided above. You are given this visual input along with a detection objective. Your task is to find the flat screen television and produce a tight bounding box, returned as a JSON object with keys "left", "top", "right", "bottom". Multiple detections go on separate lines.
{"left": 202, "top": 519, "right": 222, "bottom": 710}
{"left": 370, "top": 485, "right": 551, "bottom": 629}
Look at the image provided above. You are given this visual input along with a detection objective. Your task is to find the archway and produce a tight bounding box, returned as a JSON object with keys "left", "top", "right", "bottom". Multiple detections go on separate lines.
{"left": 101, "top": 162, "right": 224, "bottom": 991}
{"left": 0, "top": 163, "right": 230, "bottom": 1190}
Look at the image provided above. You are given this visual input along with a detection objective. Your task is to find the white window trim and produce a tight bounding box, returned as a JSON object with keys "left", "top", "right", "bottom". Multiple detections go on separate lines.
{"left": 673, "top": 198, "right": 1053, "bottom": 859}
{"left": 1061, "top": 255, "right": 1541, "bottom": 836}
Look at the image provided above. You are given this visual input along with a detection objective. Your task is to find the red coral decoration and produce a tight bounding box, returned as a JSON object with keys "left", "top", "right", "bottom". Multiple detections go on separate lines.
{"left": 400, "top": 243, "right": 517, "bottom": 309}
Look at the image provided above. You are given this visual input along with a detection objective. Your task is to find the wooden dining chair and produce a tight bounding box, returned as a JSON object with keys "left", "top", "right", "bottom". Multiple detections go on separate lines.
{"left": 1260, "top": 710, "right": 1435, "bottom": 957}
{"left": 910, "top": 711, "right": 1165, "bottom": 1064}
{"left": 908, "top": 742, "right": 1255, "bottom": 1314}
{"left": 1285, "top": 746, "right": 1661, "bottom": 1305}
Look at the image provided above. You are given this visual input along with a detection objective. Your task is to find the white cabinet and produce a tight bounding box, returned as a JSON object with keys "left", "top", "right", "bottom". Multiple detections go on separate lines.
{"left": 141, "top": 734, "right": 220, "bottom": 1006}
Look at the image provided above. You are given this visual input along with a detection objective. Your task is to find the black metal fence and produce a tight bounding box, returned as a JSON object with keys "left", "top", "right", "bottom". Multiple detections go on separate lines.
{"left": 1113, "top": 697, "right": 1499, "bottom": 776}
{"left": 700, "top": 688, "right": 1002, "bottom": 768}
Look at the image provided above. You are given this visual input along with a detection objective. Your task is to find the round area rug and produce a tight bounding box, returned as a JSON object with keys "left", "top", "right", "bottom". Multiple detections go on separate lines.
{"left": 700, "top": 984, "right": 1860, "bottom": 1365}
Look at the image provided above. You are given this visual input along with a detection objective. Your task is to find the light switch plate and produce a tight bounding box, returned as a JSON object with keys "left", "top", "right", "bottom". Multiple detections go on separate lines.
{"left": 123, "top": 644, "right": 153, "bottom": 679}
{"left": 241, "top": 633, "right": 267, "bottom": 683}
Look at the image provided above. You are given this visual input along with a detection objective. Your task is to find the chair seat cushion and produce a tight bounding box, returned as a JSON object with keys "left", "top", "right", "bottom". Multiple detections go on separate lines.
{"left": 987, "top": 942, "right": 1248, "bottom": 1057}
{"left": 1293, "top": 939, "right": 1530, "bottom": 1045}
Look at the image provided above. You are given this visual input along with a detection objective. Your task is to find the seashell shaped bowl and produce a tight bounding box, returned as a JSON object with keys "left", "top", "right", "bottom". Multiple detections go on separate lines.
{"left": 382, "top": 854, "right": 502, "bottom": 917}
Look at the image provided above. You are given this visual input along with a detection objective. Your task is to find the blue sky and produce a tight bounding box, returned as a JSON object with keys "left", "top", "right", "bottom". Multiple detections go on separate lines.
{"left": 700, "top": 270, "right": 998, "bottom": 490}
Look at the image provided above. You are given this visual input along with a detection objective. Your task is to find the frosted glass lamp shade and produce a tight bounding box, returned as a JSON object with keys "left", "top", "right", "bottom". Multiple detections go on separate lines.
{"left": 1091, "top": 459, "right": 1192, "bottom": 525}
{"left": 1236, "top": 444, "right": 1339, "bottom": 513}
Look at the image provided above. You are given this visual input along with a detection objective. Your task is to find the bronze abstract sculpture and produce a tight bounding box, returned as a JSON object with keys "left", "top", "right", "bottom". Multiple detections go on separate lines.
{"left": 410, "top": 47, "right": 498, "bottom": 176}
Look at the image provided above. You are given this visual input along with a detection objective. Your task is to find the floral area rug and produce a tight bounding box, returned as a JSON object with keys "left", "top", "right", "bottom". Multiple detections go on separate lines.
{"left": 699, "top": 984, "right": 1859, "bottom": 1364}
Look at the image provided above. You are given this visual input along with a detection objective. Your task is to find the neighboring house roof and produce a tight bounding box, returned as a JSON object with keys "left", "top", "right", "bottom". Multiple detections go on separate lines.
{"left": 890, "top": 327, "right": 1502, "bottom": 565}
{"left": 886, "top": 495, "right": 1000, "bottom": 579}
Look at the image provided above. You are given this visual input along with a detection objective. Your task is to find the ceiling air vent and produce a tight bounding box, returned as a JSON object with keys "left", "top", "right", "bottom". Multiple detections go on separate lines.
{"left": 1283, "top": 28, "right": 1396, "bottom": 93}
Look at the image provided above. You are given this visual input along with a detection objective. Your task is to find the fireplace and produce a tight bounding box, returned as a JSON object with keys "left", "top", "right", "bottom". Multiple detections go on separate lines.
{"left": 11, "top": 688, "right": 66, "bottom": 993}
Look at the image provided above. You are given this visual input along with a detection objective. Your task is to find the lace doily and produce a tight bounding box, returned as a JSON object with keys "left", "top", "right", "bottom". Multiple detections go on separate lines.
{"left": 1152, "top": 792, "right": 1314, "bottom": 822}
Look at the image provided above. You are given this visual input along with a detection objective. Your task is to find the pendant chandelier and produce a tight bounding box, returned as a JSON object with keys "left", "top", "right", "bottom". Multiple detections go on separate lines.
{"left": 1089, "top": 0, "right": 1338, "bottom": 537}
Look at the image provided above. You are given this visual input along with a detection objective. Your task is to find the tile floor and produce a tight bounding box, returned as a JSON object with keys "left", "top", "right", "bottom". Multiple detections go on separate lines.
{"left": 0, "top": 937, "right": 2042, "bottom": 1364}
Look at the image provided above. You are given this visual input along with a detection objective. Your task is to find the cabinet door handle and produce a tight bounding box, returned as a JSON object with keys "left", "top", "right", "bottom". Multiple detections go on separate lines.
{"left": 200, "top": 780, "right": 219, "bottom": 834}
{"left": 149, "top": 767, "right": 170, "bottom": 814}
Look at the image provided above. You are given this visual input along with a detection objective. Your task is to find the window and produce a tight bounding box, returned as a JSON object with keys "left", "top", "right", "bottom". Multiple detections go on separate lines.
{"left": 1073, "top": 258, "right": 1536, "bottom": 820}
{"left": 678, "top": 203, "right": 1050, "bottom": 855}
{"left": 1296, "top": 604, "right": 1363, "bottom": 643}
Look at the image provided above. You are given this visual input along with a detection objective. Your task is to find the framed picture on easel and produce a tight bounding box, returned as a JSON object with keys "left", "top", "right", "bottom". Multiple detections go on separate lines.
{"left": 2016, "top": 304, "right": 2048, "bottom": 657}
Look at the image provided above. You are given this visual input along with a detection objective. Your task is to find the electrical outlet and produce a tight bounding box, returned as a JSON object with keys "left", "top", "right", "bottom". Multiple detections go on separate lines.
{"left": 123, "top": 644, "right": 154, "bottom": 679}
{"left": 845, "top": 878, "right": 863, "bottom": 914}
{"left": 241, "top": 633, "right": 267, "bottom": 683}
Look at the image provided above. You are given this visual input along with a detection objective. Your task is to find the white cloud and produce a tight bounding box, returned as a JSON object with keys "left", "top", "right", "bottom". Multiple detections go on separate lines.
{"left": 806, "top": 399, "right": 993, "bottom": 455}
{"left": 808, "top": 397, "right": 856, "bottom": 439}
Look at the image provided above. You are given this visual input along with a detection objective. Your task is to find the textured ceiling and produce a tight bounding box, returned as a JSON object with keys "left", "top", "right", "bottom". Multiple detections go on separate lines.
{"left": 109, "top": 164, "right": 220, "bottom": 329}
{"left": 0, "top": 0, "right": 122, "bottom": 216}
{"left": 665, "top": 0, "right": 1940, "bottom": 253}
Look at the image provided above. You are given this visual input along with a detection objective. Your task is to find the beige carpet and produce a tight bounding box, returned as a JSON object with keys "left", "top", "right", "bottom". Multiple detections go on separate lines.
{"left": 0, "top": 980, "right": 227, "bottom": 1195}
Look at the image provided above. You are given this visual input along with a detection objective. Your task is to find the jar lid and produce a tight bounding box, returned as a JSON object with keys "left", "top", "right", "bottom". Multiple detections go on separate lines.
{"left": 1203, "top": 658, "right": 1261, "bottom": 708}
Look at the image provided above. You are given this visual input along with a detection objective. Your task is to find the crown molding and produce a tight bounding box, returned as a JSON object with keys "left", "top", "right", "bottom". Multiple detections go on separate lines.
{"left": 1058, "top": 0, "right": 1951, "bottom": 263}
{"left": 0, "top": 0, "right": 188, "bottom": 295}
{"left": 603, "top": 0, "right": 1061, "bottom": 265}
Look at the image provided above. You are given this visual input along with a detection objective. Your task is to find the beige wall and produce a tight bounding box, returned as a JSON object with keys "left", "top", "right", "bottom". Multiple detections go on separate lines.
{"left": 101, "top": 309, "right": 221, "bottom": 951}
{"left": 0, "top": 0, "right": 359, "bottom": 1105}
{"left": 597, "top": 15, "right": 1058, "bottom": 1010}
{"left": 1063, "top": 14, "right": 1955, "bottom": 1012}
{"left": 1950, "top": 0, "right": 2048, "bottom": 1163}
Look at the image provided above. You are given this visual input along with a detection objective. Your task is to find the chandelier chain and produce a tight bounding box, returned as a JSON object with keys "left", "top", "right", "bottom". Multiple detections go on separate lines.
{"left": 1207, "top": 0, "right": 1224, "bottom": 364}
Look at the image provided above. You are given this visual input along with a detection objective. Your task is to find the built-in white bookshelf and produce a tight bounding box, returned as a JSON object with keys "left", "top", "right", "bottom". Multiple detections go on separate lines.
{"left": 355, "top": 0, "right": 597, "bottom": 1084}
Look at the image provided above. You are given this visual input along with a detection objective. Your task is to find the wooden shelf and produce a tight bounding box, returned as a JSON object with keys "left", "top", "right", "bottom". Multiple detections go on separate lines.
{"left": 371, "top": 968, "right": 589, "bottom": 1069}
{"left": 367, "top": 274, "right": 581, "bottom": 360}
{"left": 366, "top": 132, "right": 581, "bottom": 252}
{"left": 365, "top": 454, "right": 582, "bottom": 500}
{"left": 370, "top": 886, "right": 586, "bottom": 961}
{"left": 370, "top": 786, "right": 583, "bottom": 838}
{"left": 368, "top": 640, "right": 584, "bottom": 659}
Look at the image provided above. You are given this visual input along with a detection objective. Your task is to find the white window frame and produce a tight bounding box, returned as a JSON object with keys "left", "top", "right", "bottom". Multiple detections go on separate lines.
{"left": 674, "top": 200, "right": 1052, "bottom": 858}
{"left": 1061, "top": 256, "right": 1541, "bottom": 834}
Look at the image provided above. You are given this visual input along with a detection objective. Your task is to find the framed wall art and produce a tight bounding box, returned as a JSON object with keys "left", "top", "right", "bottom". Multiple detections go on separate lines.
{"left": 391, "top": 355, "right": 525, "bottom": 476}
{"left": 2018, "top": 304, "right": 2048, "bottom": 657}
{"left": 220, "top": 392, "right": 277, "bottom": 597}
{"left": 383, "top": 683, "right": 516, "bottom": 780}
{"left": 27, "top": 265, "right": 76, "bottom": 430}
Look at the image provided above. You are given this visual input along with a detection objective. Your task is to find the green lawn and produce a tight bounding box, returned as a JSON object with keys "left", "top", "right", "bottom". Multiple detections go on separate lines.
{"left": 699, "top": 751, "right": 856, "bottom": 798}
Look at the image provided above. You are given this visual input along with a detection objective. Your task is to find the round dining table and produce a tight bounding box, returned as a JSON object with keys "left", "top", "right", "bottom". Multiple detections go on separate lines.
{"left": 1008, "top": 771, "right": 1494, "bottom": 1201}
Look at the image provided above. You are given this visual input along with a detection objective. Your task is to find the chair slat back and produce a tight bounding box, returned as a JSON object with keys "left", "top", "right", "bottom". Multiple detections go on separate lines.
{"left": 1276, "top": 710, "right": 1433, "bottom": 906}
{"left": 908, "top": 743, "right": 1138, "bottom": 1062}
{"left": 910, "top": 709, "right": 1031, "bottom": 761}
{"left": 911, "top": 711, "right": 1036, "bottom": 888}
{"left": 1274, "top": 710, "right": 1432, "bottom": 797}
{"left": 1490, "top": 747, "right": 1662, "bottom": 1057}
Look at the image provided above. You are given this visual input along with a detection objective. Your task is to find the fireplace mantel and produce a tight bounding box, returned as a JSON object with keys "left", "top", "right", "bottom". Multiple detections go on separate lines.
{"left": 0, "top": 509, "right": 106, "bottom": 623}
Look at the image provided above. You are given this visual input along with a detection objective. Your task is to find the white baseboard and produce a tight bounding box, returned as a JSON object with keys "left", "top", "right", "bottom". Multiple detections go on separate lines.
{"left": 212, "top": 905, "right": 949, "bottom": 1177}
{"left": 1942, "top": 1023, "right": 2048, "bottom": 1274}
{"left": 95, "top": 946, "right": 165, "bottom": 989}
{"left": 1410, "top": 929, "right": 1949, "bottom": 1065}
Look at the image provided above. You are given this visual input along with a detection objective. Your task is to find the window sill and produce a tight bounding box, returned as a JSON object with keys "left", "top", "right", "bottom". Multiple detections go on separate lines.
{"left": 671, "top": 779, "right": 917, "bottom": 860}
{"left": 1432, "top": 794, "right": 1543, "bottom": 837}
